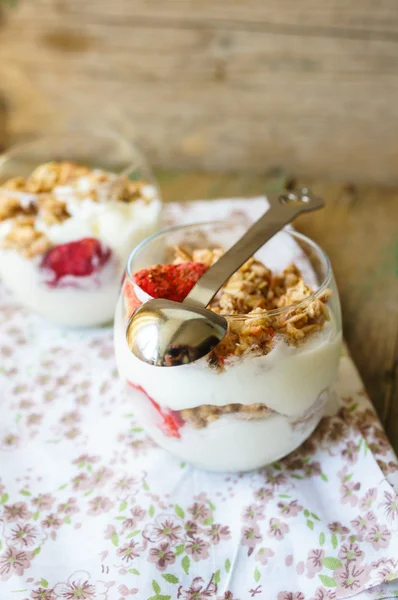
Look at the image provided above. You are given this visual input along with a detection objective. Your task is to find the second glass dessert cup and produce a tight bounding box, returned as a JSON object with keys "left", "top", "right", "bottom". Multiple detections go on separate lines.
{"left": 114, "top": 221, "right": 342, "bottom": 471}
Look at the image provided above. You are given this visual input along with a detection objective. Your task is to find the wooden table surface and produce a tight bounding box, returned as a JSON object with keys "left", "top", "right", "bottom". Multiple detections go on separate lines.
{"left": 157, "top": 170, "right": 398, "bottom": 455}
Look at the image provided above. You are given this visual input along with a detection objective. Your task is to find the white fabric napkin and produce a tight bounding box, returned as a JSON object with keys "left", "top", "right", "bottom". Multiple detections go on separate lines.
{"left": 0, "top": 198, "right": 397, "bottom": 600}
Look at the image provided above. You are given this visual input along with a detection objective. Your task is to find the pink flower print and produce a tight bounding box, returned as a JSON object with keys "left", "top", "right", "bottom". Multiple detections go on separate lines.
{"left": 254, "top": 487, "right": 274, "bottom": 502}
{"left": 117, "top": 540, "right": 140, "bottom": 564}
{"left": 57, "top": 497, "right": 79, "bottom": 516}
{"left": 73, "top": 454, "right": 99, "bottom": 465}
{"left": 241, "top": 524, "right": 263, "bottom": 551}
{"left": 278, "top": 500, "right": 302, "bottom": 517}
{"left": 32, "top": 493, "right": 55, "bottom": 511}
{"left": 341, "top": 441, "right": 359, "bottom": 464}
{"left": 334, "top": 562, "right": 371, "bottom": 593}
{"left": 365, "top": 524, "right": 391, "bottom": 550}
{"left": 114, "top": 476, "right": 137, "bottom": 494}
{"left": 266, "top": 471, "right": 288, "bottom": 487}
{"left": 118, "top": 584, "right": 138, "bottom": 597}
{"left": 350, "top": 511, "right": 376, "bottom": 535}
{"left": 31, "top": 588, "right": 56, "bottom": 600}
{"left": 72, "top": 472, "right": 91, "bottom": 491}
{"left": 277, "top": 593, "right": 305, "bottom": 600}
{"left": 148, "top": 542, "right": 176, "bottom": 571}
{"left": 7, "top": 523, "right": 37, "bottom": 548}
{"left": 0, "top": 546, "right": 31, "bottom": 580}
{"left": 185, "top": 536, "right": 210, "bottom": 561}
{"left": 144, "top": 515, "right": 183, "bottom": 544}
{"left": 207, "top": 523, "right": 231, "bottom": 544}
{"left": 268, "top": 518, "right": 289, "bottom": 540}
{"left": 41, "top": 513, "right": 62, "bottom": 530}
{"left": 328, "top": 522, "right": 349, "bottom": 535}
{"left": 372, "top": 557, "right": 398, "bottom": 584}
{"left": 60, "top": 410, "right": 81, "bottom": 425}
{"left": 340, "top": 481, "right": 360, "bottom": 506}
{"left": 122, "top": 506, "right": 146, "bottom": 531}
{"left": 359, "top": 488, "right": 377, "bottom": 511}
{"left": 177, "top": 576, "right": 217, "bottom": 599}
{"left": 338, "top": 542, "right": 364, "bottom": 563}
{"left": 53, "top": 570, "right": 96, "bottom": 599}
{"left": 188, "top": 502, "right": 211, "bottom": 524}
{"left": 27, "top": 413, "right": 43, "bottom": 426}
{"left": 104, "top": 524, "right": 116, "bottom": 540}
{"left": 243, "top": 504, "right": 265, "bottom": 522}
{"left": 255, "top": 547, "right": 274, "bottom": 565}
{"left": 310, "top": 588, "right": 337, "bottom": 600}
{"left": 1, "top": 433, "right": 20, "bottom": 450}
{"left": 87, "top": 496, "right": 113, "bottom": 516}
{"left": 304, "top": 461, "right": 322, "bottom": 477}
{"left": 3, "top": 502, "right": 31, "bottom": 522}
{"left": 90, "top": 466, "right": 113, "bottom": 488}
{"left": 380, "top": 490, "right": 398, "bottom": 523}
{"left": 306, "top": 549, "right": 325, "bottom": 578}
{"left": 184, "top": 520, "right": 198, "bottom": 538}
{"left": 217, "top": 593, "right": 239, "bottom": 600}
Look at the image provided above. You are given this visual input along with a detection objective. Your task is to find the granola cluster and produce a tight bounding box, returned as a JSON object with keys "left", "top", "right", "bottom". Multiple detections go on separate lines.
{"left": 179, "top": 402, "right": 272, "bottom": 429}
{"left": 173, "top": 246, "right": 331, "bottom": 365}
{"left": 0, "top": 161, "right": 153, "bottom": 258}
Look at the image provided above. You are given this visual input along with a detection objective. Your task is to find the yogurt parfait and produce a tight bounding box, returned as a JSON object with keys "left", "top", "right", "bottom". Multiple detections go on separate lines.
{"left": 114, "top": 221, "right": 342, "bottom": 471}
{"left": 0, "top": 133, "right": 161, "bottom": 326}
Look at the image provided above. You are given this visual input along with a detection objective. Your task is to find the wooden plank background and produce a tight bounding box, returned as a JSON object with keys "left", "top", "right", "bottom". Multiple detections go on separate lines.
{"left": 1, "top": 1, "right": 398, "bottom": 182}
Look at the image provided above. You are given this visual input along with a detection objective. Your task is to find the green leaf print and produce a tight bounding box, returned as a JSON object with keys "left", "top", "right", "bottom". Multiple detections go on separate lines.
{"left": 203, "top": 517, "right": 214, "bottom": 526}
{"left": 208, "top": 500, "right": 216, "bottom": 511}
{"left": 0, "top": 493, "right": 8, "bottom": 504}
{"left": 20, "top": 490, "right": 31, "bottom": 496}
{"left": 162, "top": 574, "right": 179, "bottom": 584}
{"left": 331, "top": 534, "right": 338, "bottom": 549}
{"left": 254, "top": 566, "right": 261, "bottom": 583}
{"left": 214, "top": 570, "right": 221, "bottom": 584}
{"left": 33, "top": 547, "right": 41, "bottom": 556}
{"left": 225, "top": 558, "right": 231, "bottom": 573}
{"left": 40, "top": 579, "right": 48, "bottom": 588}
{"left": 319, "top": 532, "right": 325, "bottom": 546}
{"left": 320, "top": 473, "right": 328, "bottom": 482}
{"left": 33, "top": 511, "right": 39, "bottom": 521}
{"left": 111, "top": 532, "right": 119, "bottom": 547}
{"left": 119, "top": 500, "right": 128, "bottom": 511}
{"left": 322, "top": 557, "right": 343, "bottom": 570}
{"left": 319, "top": 574, "right": 337, "bottom": 587}
{"left": 63, "top": 516, "right": 71, "bottom": 524}
{"left": 304, "top": 509, "right": 310, "bottom": 517}
{"left": 306, "top": 519, "right": 314, "bottom": 530}
{"left": 152, "top": 580, "right": 161, "bottom": 594}
{"left": 129, "top": 568, "right": 140, "bottom": 575}
{"left": 175, "top": 544, "right": 184, "bottom": 556}
{"left": 311, "top": 512, "right": 320, "bottom": 521}
{"left": 126, "top": 530, "right": 141, "bottom": 538}
{"left": 174, "top": 504, "right": 185, "bottom": 519}
{"left": 149, "top": 504, "right": 155, "bottom": 517}
{"left": 182, "top": 555, "right": 190, "bottom": 575}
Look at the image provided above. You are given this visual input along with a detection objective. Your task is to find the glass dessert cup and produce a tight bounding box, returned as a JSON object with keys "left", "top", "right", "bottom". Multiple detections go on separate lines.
{"left": 0, "top": 130, "right": 162, "bottom": 327}
{"left": 114, "top": 222, "right": 342, "bottom": 472}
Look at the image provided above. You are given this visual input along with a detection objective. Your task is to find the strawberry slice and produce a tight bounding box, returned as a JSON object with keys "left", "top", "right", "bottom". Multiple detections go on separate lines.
{"left": 41, "top": 237, "right": 111, "bottom": 286}
{"left": 128, "top": 381, "right": 184, "bottom": 438}
{"left": 133, "top": 262, "right": 208, "bottom": 303}
{"left": 123, "top": 280, "right": 142, "bottom": 317}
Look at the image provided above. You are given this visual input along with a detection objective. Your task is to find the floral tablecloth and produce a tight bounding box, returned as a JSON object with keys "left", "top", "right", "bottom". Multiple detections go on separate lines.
{"left": 0, "top": 198, "right": 397, "bottom": 600}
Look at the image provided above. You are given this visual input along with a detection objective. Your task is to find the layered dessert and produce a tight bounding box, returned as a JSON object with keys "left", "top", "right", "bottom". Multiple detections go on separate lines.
{"left": 0, "top": 161, "right": 161, "bottom": 326}
{"left": 115, "top": 237, "right": 342, "bottom": 471}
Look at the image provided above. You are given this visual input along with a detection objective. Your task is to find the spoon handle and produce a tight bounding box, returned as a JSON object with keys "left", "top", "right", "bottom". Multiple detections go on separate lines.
{"left": 184, "top": 188, "right": 324, "bottom": 308}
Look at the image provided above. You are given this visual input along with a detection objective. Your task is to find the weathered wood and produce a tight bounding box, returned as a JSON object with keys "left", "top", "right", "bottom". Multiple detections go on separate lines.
{"left": 157, "top": 171, "right": 398, "bottom": 456}
{"left": 1, "top": 1, "right": 398, "bottom": 182}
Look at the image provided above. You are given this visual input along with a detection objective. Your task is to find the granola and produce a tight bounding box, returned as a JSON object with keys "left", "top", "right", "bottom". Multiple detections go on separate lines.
{"left": 172, "top": 246, "right": 331, "bottom": 364}
{"left": 179, "top": 402, "right": 273, "bottom": 428}
{"left": 0, "top": 161, "right": 155, "bottom": 257}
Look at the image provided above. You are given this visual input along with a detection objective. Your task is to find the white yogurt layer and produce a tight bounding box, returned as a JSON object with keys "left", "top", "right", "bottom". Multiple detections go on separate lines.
{"left": 124, "top": 383, "right": 328, "bottom": 471}
{"left": 114, "top": 295, "right": 341, "bottom": 416}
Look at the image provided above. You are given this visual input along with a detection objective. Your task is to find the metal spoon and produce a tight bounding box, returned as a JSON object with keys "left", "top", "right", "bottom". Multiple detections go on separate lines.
{"left": 126, "top": 188, "right": 323, "bottom": 367}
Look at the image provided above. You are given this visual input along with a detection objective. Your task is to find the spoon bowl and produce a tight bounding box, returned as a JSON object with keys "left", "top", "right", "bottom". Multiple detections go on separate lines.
{"left": 126, "top": 298, "right": 227, "bottom": 366}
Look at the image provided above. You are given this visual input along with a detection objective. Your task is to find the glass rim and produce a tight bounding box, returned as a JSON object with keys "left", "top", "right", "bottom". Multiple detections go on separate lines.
{"left": 0, "top": 128, "right": 151, "bottom": 180}
{"left": 126, "top": 220, "right": 333, "bottom": 319}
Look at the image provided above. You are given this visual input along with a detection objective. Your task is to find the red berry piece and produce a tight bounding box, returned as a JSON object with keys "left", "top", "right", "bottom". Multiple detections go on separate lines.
{"left": 128, "top": 381, "right": 184, "bottom": 438}
{"left": 133, "top": 262, "right": 208, "bottom": 303}
{"left": 41, "top": 237, "right": 112, "bottom": 287}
